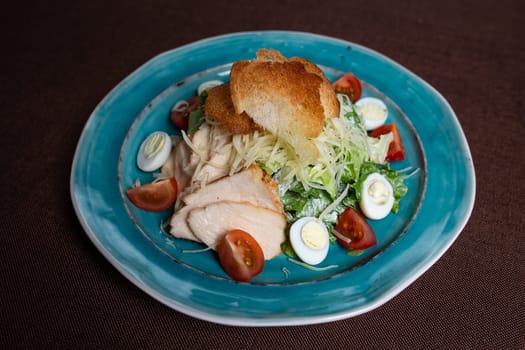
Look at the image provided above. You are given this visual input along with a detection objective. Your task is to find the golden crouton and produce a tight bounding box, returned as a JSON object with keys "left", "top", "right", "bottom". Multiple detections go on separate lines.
{"left": 229, "top": 49, "right": 339, "bottom": 162}
{"left": 204, "top": 83, "right": 262, "bottom": 134}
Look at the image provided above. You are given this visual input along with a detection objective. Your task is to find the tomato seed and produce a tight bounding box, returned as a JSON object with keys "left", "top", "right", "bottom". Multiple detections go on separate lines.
{"left": 350, "top": 230, "right": 364, "bottom": 240}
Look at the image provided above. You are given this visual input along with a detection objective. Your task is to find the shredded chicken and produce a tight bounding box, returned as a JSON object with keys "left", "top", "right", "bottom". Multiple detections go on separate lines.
{"left": 168, "top": 117, "right": 287, "bottom": 260}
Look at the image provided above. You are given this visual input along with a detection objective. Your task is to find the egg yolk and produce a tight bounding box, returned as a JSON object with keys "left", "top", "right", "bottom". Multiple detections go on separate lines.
{"left": 359, "top": 103, "right": 386, "bottom": 121}
{"left": 368, "top": 180, "right": 390, "bottom": 205}
{"left": 143, "top": 132, "right": 166, "bottom": 160}
{"left": 301, "top": 221, "right": 327, "bottom": 250}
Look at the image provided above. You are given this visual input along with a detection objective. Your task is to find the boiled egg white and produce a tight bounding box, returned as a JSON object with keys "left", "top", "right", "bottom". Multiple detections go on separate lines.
{"left": 359, "top": 172, "right": 394, "bottom": 220}
{"left": 137, "top": 131, "right": 172, "bottom": 172}
{"left": 197, "top": 80, "right": 223, "bottom": 95}
{"left": 289, "top": 217, "right": 329, "bottom": 265}
{"left": 355, "top": 97, "right": 388, "bottom": 131}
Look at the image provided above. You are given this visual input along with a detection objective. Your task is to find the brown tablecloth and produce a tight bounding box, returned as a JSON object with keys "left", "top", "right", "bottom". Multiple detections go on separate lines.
{"left": 1, "top": 0, "right": 524, "bottom": 348}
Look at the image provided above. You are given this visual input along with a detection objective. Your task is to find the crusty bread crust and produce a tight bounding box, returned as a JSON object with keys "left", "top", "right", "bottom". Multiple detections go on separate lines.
{"left": 289, "top": 56, "right": 340, "bottom": 120}
{"left": 229, "top": 49, "right": 339, "bottom": 162}
{"left": 204, "top": 83, "right": 262, "bottom": 134}
{"left": 230, "top": 59, "right": 325, "bottom": 138}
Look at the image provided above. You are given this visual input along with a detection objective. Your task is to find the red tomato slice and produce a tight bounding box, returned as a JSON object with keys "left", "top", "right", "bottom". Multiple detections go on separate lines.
{"left": 217, "top": 229, "right": 265, "bottom": 282}
{"left": 369, "top": 123, "right": 406, "bottom": 161}
{"left": 170, "top": 96, "right": 200, "bottom": 130}
{"left": 332, "top": 72, "right": 362, "bottom": 103}
{"left": 126, "top": 178, "right": 178, "bottom": 212}
{"left": 334, "top": 207, "right": 377, "bottom": 250}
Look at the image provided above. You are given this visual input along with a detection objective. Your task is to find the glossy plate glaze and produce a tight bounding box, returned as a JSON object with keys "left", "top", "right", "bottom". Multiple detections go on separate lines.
{"left": 70, "top": 31, "right": 475, "bottom": 326}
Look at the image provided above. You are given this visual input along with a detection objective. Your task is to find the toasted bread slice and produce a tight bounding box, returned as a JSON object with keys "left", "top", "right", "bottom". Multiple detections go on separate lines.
{"left": 289, "top": 56, "right": 340, "bottom": 120}
{"left": 229, "top": 49, "right": 339, "bottom": 162}
{"left": 204, "top": 83, "right": 262, "bottom": 134}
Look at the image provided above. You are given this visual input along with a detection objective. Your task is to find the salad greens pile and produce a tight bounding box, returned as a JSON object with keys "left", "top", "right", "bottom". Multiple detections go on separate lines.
{"left": 270, "top": 94, "right": 407, "bottom": 224}
{"left": 189, "top": 92, "right": 408, "bottom": 251}
{"left": 274, "top": 95, "right": 408, "bottom": 257}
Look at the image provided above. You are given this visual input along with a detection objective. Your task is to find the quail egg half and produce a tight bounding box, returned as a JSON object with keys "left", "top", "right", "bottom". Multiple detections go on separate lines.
{"left": 136, "top": 131, "right": 172, "bottom": 172}
{"left": 359, "top": 172, "right": 395, "bottom": 220}
{"left": 355, "top": 97, "right": 388, "bottom": 131}
{"left": 289, "top": 217, "right": 330, "bottom": 265}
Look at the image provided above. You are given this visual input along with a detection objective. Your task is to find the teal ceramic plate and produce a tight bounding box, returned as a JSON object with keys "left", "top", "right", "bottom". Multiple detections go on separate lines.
{"left": 70, "top": 31, "right": 475, "bottom": 326}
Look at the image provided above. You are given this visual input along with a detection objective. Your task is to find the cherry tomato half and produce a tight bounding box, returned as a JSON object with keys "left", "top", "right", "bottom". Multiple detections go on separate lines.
{"left": 170, "top": 96, "right": 200, "bottom": 131}
{"left": 126, "top": 177, "right": 178, "bottom": 212}
{"left": 217, "top": 229, "right": 265, "bottom": 282}
{"left": 333, "top": 72, "right": 362, "bottom": 103}
{"left": 369, "top": 123, "right": 406, "bottom": 161}
{"left": 334, "top": 207, "right": 377, "bottom": 250}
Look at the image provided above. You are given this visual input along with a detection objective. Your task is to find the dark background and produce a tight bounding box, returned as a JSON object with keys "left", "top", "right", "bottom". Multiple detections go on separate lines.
{"left": 1, "top": 0, "right": 524, "bottom": 348}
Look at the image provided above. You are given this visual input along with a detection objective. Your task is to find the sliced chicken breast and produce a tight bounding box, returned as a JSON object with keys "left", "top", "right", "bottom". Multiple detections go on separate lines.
{"left": 169, "top": 206, "right": 201, "bottom": 242}
{"left": 182, "top": 164, "right": 283, "bottom": 212}
{"left": 169, "top": 164, "right": 282, "bottom": 242}
{"left": 187, "top": 201, "right": 286, "bottom": 260}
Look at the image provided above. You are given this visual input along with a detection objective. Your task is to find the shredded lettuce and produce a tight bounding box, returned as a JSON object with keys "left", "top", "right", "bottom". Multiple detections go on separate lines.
{"left": 230, "top": 94, "right": 375, "bottom": 197}
{"left": 219, "top": 93, "right": 407, "bottom": 224}
{"left": 276, "top": 95, "right": 407, "bottom": 224}
{"left": 367, "top": 132, "right": 393, "bottom": 164}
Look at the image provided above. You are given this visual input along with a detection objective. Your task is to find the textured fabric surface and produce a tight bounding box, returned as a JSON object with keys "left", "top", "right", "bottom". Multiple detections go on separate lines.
{"left": 1, "top": 0, "right": 524, "bottom": 348}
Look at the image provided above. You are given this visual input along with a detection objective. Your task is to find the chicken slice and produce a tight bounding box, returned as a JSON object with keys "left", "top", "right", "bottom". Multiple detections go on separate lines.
{"left": 187, "top": 201, "right": 286, "bottom": 260}
{"left": 169, "top": 206, "right": 201, "bottom": 242}
{"left": 169, "top": 164, "right": 283, "bottom": 242}
{"left": 182, "top": 164, "right": 283, "bottom": 211}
